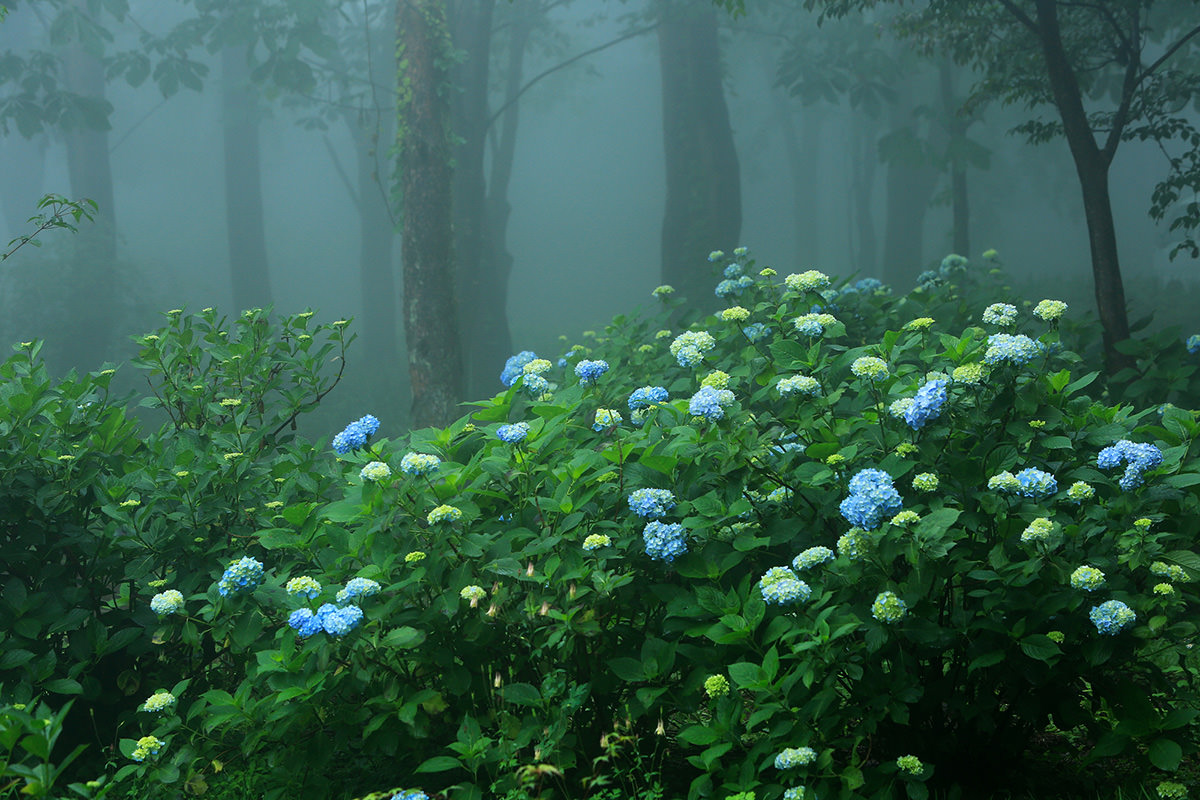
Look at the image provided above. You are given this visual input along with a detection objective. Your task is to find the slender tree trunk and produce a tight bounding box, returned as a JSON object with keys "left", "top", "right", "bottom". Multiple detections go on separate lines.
{"left": 396, "top": 0, "right": 464, "bottom": 427}
{"left": 657, "top": 0, "right": 741, "bottom": 307}
{"left": 1031, "top": 0, "right": 1132, "bottom": 373}
{"left": 851, "top": 122, "right": 878, "bottom": 277}
{"left": 939, "top": 61, "right": 970, "bottom": 257}
{"left": 882, "top": 80, "right": 942, "bottom": 287}
{"left": 222, "top": 44, "right": 273, "bottom": 312}
{"left": 772, "top": 77, "right": 822, "bottom": 267}
{"left": 449, "top": 0, "right": 497, "bottom": 399}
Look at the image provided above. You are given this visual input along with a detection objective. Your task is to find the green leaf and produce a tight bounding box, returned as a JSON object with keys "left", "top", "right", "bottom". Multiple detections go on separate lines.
{"left": 1149, "top": 738, "right": 1183, "bottom": 771}
{"left": 677, "top": 724, "right": 720, "bottom": 746}
{"left": 607, "top": 657, "right": 645, "bottom": 683}
{"left": 500, "top": 683, "right": 542, "bottom": 707}
{"left": 415, "top": 755, "right": 463, "bottom": 774}
{"left": 728, "top": 661, "right": 764, "bottom": 689}
{"left": 381, "top": 627, "right": 425, "bottom": 649}
{"left": 1019, "top": 634, "right": 1060, "bottom": 662}
{"left": 43, "top": 678, "right": 83, "bottom": 695}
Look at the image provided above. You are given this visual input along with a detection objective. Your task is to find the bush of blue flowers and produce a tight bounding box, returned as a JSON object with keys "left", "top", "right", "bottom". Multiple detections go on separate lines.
{"left": 6, "top": 252, "right": 1200, "bottom": 800}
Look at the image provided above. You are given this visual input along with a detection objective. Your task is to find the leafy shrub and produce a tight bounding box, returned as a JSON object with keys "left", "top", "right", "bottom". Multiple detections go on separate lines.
{"left": 113, "top": 251, "right": 1200, "bottom": 800}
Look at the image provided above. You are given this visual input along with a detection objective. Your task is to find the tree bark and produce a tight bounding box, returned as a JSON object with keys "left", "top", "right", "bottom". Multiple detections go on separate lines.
{"left": 1030, "top": 0, "right": 1132, "bottom": 372}
{"left": 396, "top": 0, "right": 465, "bottom": 427}
{"left": 449, "top": 0, "right": 498, "bottom": 399}
{"left": 657, "top": 0, "right": 741, "bottom": 307}
{"left": 939, "top": 61, "right": 970, "bottom": 257}
{"left": 222, "top": 44, "right": 273, "bottom": 313}
{"left": 881, "top": 82, "right": 941, "bottom": 287}
{"left": 851, "top": 121, "right": 879, "bottom": 277}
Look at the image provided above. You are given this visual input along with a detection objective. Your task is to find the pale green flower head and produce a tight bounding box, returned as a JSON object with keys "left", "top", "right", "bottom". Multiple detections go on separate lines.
{"left": 896, "top": 755, "right": 924, "bottom": 775}
{"left": 851, "top": 356, "right": 889, "bottom": 381}
{"left": 721, "top": 306, "right": 750, "bottom": 322}
{"left": 1033, "top": 299, "right": 1068, "bottom": 321}
{"left": 704, "top": 674, "right": 730, "bottom": 698}
{"left": 784, "top": 270, "right": 831, "bottom": 293}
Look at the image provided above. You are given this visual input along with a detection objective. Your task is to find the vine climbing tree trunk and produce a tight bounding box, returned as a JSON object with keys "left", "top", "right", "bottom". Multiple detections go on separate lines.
{"left": 396, "top": 0, "right": 464, "bottom": 427}
{"left": 657, "top": 0, "right": 741, "bottom": 307}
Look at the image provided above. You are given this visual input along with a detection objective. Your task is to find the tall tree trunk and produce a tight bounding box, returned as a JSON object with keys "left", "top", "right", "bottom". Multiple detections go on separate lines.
{"left": 222, "top": 44, "right": 273, "bottom": 312}
{"left": 62, "top": 33, "right": 117, "bottom": 369}
{"left": 770, "top": 66, "right": 822, "bottom": 268}
{"left": 850, "top": 121, "right": 878, "bottom": 277}
{"left": 349, "top": 118, "right": 400, "bottom": 401}
{"left": 939, "top": 61, "right": 970, "bottom": 257}
{"left": 449, "top": 0, "right": 497, "bottom": 399}
{"left": 1031, "top": 0, "right": 1132, "bottom": 373}
{"left": 477, "top": 3, "right": 536, "bottom": 393}
{"left": 657, "top": 0, "right": 741, "bottom": 307}
{"left": 396, "top": 0, "right": 464, "bottom": 427}
{"left": 881, "top": 82, "right": 941, "bottom": 288}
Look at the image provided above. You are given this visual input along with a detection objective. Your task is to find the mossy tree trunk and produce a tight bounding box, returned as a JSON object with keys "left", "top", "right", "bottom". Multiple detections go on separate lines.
{"left": 396, "top": 0, "right": 464, "bottom": 427}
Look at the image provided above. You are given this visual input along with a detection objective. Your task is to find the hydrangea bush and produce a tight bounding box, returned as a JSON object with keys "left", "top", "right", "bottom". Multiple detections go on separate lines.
{"left": 6, "top": 255, "right": 1200, "bottom": 800}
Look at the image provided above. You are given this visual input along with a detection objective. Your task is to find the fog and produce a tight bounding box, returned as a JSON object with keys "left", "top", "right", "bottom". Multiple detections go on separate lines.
{"left": 2, "top": 0, "right": 1197, "bottom": 428}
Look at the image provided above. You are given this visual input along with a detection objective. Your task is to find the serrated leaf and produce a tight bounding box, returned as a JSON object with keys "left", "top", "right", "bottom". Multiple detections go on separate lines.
{"left": 1149, "top": 737, "right": 1182, "bottom": 771}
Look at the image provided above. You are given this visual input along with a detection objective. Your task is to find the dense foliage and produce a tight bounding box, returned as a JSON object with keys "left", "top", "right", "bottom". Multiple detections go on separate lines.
{"left": 4, "top": 251, "right": 1200, "bottom": 800}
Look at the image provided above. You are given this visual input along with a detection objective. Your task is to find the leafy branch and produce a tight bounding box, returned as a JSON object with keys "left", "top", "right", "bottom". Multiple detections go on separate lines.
{"left": 1, "top": 194, "right": 97, "bottom": 262}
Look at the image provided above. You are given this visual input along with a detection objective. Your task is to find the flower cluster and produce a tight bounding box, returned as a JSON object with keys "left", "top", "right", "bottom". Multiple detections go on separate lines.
{"left": 774, "top": 746, "right": 817, "bottom": 769}
{"left": 360, "top": 461, "right": 392, "bottom": 482}
{"left": 289, "top": 603, "right": 364, "bottom": 637}
{"left": 903, "top": 378, "right": 949, "bottom": 430}
{"left": 778, "top": 375, "right": 821, "bottom": 396}
{"left": 840, "top": 469, "right": 903, "bottom": 531}
{"left": 218, "top": 556, "right": 264, "bottom": 597}
{"left": 742, "top": 322, "right": 771, "bottom": 342}
{"left": 1015, "top": 467, "right": 1058, "bottom": 499}
{"left": 427, "top": 505, "right": 462, "bottom": 525}
{"left": 643, "top": 521, "right": 687, "bottom": 562}
{"left": 793, "top": 313, "right": 838, "bottom": 336}
{"left": 332, "top": 414, "right": 380, "bottom": 454}
{"left": 1033, "top": 299, "right": 1067, "bottom": 321}
{"left": 871, "top": 591, "right": 907, "bottom": 623}
{"left": 629, "top": 488, "right": 677, "bottom": 519}
{"left": 131, "top": 735, "right": 165, "bottom": 762}
{"left": 759, "top": 566, "right": 811, "bottom": 606}
{"left": 721, "top": 306, "right": 750, "bottom": 322}
{"left": 704, "top": 674, "right": 730, "bottom": 698}
{"left": 896, "top": 755, "right": 924, "bottom": 775}
{"left": 1188, "top": 335, "right": 1200, "bottom": 355}
{"left": 497, "top": 422, "right": 530, "bottom": 443}
{"left": 912, "top": 473, "right": 938, "bottom": 492}
{"left": 593, "top": 408, "right": 623, "bottom": 430}
{"left": 792, "top": 546, "right": 834, "bottom": 571}
{"left": 575, "top": 359, "right": 609, "bottom": 384}
{"left": 952, "top": 363, "right": 985, "bottom": 384}
{"left": 336, "top": 577, "right": 381, "bottom": 604}
{"left": 1157, "top": 782, "right": 1187, "bottom": 800}
{"left": 400, "top": 452, "right": 440, "bottom": 477}
{"left": 150, "top": 589, "right": 184, "bottom": 616}
{"left": 701, "top": 370, "right": 730, "bottom": 390}
{"left": 837, "top": 529, "right": 870, "bottom": 561}
{"left": 1150, "top": 561, "right": 1188, "bottom": 582}
{"left": 1066, "top": 481, "right": 1095, "bottom": 502}
{"left": 850, "top": 356, "right": 889, "bottom": 381}
{"left": 582, "top": 533, "right": 612, "bottom": 551}
{"left": 715, "top": 275, "right": 754, "bottom": 299}
{"left": 286, "top": 576, "right": 322, "bottom": 599}
{"left": 689, "top": 386, "right": 733, "bottom": 422}
{"left": 628, "top": 385, "right": 669, "bottom": 411}
{"left": 1070, "top": 566, "right": 1105, "bottom": 591}
{"left": 1020, "top": 517, "right": 1055, "bottom": 544}
{"left": 784, "top": 270, "right": 830, "bottom": 292}
{"left": 890, "top": 510, "right": 919, "bottom": 526}
{"left": 141, "top": 691, "right": 176, "bottom": 713}
{"left": 390, "top": 791, "right": 428, "bottom": 800}
{"left": 460, "top": 585, "right": 487, "bottom": 606}
{"left": 983, "top": 334, "right": 1042, "bottom": 366}
{"left": 670, "top": 331, "right": 716, "bottom": 367}
{"left": 1097, "top": 439, "right": 1164, "bottom": 490}
{"left": 1089, "top": 600, "right": 1135, "bottom": 635}
{"left": 982, "top": 302, "right": 1018, "bottom": 326}
{"left": 500, "top": 350, "right": 537, "bottom": 386}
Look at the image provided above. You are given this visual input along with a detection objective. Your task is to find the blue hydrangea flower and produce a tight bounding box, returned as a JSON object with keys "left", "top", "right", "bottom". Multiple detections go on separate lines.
{"left": 759, "top": 567, "right": 812, "bottom": 605}
{"left": 1070, "top": 566, "right": 1105, "bottom": 591}
{"left": 1089, "top": 600, "right": 1135, "bottom": 635}
{"left": 390, "top": 791, "right": 428, "bottom": 800}
{"left": 629, "top": 488, "right": 677, "bottom": 519}
{"left": 497, "top": 422, "right": 530, "bottom": 443}
{"left": 1015, "top": 467, "right": 1058, "bottom": 500}
{"left": 851, "top": 277, "right": 885, "bottom": 293}
{"left": 315, "top": 602, "right": 364, "bottom": 636}
{"left": 337, "top": 577, "right": 381, "bottom": 604}
{"left": 1097, "top": 440, "right": 1164, "bottom": 490}
{"left": 522, "top": 374, "right": 550, "bottom": 396}
{"left": 774, "top": 746, "right": 817, "bottom": 769}
{"left": 575, "top": 359, "right": 609, "bottom": 384}
{"left": 218, "top": 556, "right": 265, "bottom": 597}
{"left": 792, "top": 546, "right": 834, "bottom": 571}
{"left": 150, "top": 590, "right": 184, "bottom": 616}
{"left": 840, "top": 469, "right": 903, "bottom": 531}
{"left": 916, "top": 269, "right": 942, "bottom": 289}
{"left": 984, "top": 334, "right": 1042, "bottom": 366}
{"left": 501, "top": 351, "right": 537, "bottom": 386}
{"left": 940, "top": 253, "right": 968, "bottom": 275}
{"left": 723, "top": 263, "right": 743, "bottom": 279}
{"left": 288, "top": 608, "right": 323, "bottom": 637}
{"left": 982, "top": 303, "right": 1018, "bottom": 326}
{"left": 688, "top": 386, "right": 726, "bottom": 421}
{"left": 643, "top": 521, "right": 687, "bottom": 562}
{"left": 903, "top": 378, "right": 949, "bottom": 430}
{"left": 871, "top": 591, "right": 907, "bottom": 623}
{"left": 670, "top": 331, "right": 716, "bottom": 367}
{"left": 1188, "top": 334, "right": 1200, "bottom": 355}
{"left": 400, "top": 452, "right": 440, "bottom": 477}
{"left": 628, "top": 386, "right": 669, "bottom": 411}
{"left": 738, "top": 323, "right": 767, "bottom": 343}
{"left": 331, "top": 414, "right": 380, "bottom": 454}
{"left": 285, "top": 576, "right": 322, "bottom": 599}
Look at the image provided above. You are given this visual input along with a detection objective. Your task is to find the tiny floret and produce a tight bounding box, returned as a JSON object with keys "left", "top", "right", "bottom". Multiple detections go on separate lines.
{"left": 871, "top": 591, "right": 907, "bottom": 623}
